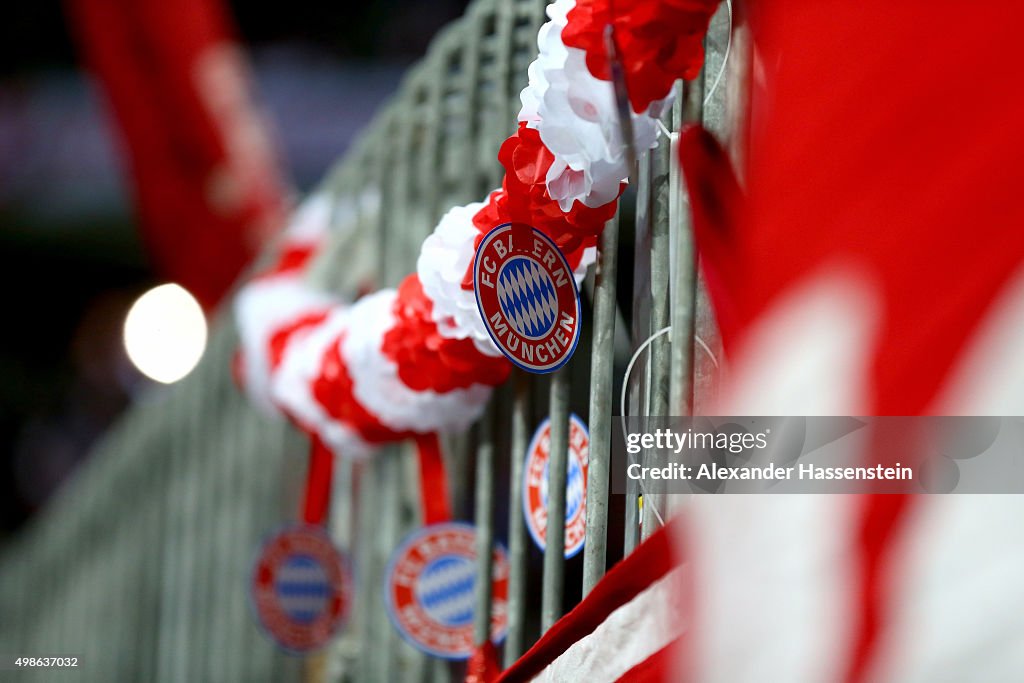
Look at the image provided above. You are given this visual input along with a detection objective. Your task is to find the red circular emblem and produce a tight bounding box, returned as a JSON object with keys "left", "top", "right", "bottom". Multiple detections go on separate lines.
{"left": 251, "top": 524, "right": 352, "bottom": 653}
{"left": 384, "top": 522, "right": 509, "bottom": 659}
{"left": 473, "top": 223, "right": 581, "bottom": 373}
{"left": 523, "top": 414, "right": 590, "bottom": 558}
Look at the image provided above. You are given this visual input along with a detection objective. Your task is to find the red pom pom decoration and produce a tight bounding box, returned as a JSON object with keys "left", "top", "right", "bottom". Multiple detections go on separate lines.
{"left": 562, "top": 0, "right": 720, "bottom": 114}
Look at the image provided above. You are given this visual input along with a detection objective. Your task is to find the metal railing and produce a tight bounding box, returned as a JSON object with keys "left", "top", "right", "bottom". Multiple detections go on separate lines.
{"left": 0, "top": 1, "right": 733, "bottom": 681}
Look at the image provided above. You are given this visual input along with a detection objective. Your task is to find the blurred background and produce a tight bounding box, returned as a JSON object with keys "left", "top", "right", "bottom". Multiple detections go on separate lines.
{"left": 0, "top": 0, "right": 471, "bottom": 540}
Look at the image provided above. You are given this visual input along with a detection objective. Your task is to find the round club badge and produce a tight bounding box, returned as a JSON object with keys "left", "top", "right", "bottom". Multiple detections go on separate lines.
{"left": 384, "top": 522, "right": 509, "bottom": 659}
{"left": 250, "top": 524, "right": 353, "bottom": 653}
{"left": 473, "top": 222, "right": 581, "bottom": 373}
{"left": 523, "top": 414, "right": 590, "bottom": 558}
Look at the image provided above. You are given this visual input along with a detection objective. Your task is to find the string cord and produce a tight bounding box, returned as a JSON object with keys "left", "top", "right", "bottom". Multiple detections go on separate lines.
{"left": 704, "top": 0, "right": 733, "bottom": 107}
{"left": 619, "top": 326, "right": 718, "bottom": 529}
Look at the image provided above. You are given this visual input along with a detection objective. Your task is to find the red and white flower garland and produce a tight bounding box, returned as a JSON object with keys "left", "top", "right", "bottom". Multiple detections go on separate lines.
{"left": 233, "top": 0, "right": 721, "bottom": 458}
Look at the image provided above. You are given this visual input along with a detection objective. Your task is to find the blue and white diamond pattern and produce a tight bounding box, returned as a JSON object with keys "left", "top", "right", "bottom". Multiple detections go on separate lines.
{"left": 414, "top": 555, "right": 476, "bottom": 628}
{"left": 275, "top": 554, "right": 329, "bottom": 624}
{"left": 497, "top": 257, "right": 558, "bottom": 339}
{"left": 540, "top": 450, "right": 585, "bottom": 523}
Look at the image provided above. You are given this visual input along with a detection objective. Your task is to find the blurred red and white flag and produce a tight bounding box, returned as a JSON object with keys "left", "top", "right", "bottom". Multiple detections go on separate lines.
{"left": 677, "top": 1, "right": 1024, "bottom": 682}
{"left": 67, "top": 0, "right": 290, "bottom": 309}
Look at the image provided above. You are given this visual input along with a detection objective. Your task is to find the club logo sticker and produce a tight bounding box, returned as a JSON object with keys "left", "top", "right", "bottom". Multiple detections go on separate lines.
{"left": 523, "top": 415, "right": 590, "bottom": 558}
{"left": 473, "top": 223, "right": 581, "bottom": 373}
{"left": 384, "top": 522, "right": 509, "bottom": 659}
{"left": 251, "top": 524, "right": 352, "bottom": 653}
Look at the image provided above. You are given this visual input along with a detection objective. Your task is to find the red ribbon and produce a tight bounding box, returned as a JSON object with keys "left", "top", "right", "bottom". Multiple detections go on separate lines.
{"left": 414, "top": 432, "right": 452, "bottom": 525}
{"left": 302, "top": 434, "right": 335, "bottom": 526}
{"left": 465, "top": 640, "right": 501, "bottom": 683}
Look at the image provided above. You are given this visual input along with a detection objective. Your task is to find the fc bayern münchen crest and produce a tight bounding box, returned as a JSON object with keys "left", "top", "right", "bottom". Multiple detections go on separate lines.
{"left": 250, "top": 524, "right": 353, "bottom": 653}
{"left": 473, "top": 223, "right": 581, "bottom": 373}
{"left": 523, "top": 414, "right": 590, "bottom": 558}
{"left": 384, "top": 522, "right": 509, "bottom": 659}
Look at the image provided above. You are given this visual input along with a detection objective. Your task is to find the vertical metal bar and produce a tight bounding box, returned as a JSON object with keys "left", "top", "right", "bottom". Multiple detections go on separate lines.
{"left": 224, "top": 405, "right": 263, "bottom": 683}
{"left": 649, "top": 125, "right": 674, "bottom": 386}
{"left": 460, "top": 13, "right": 483, "bottom": 201}
{"left": 641, "top": 102, "right": 674, "bottom": 542}
{"left": 669, "top": 72, "right": 707, "bottom": 421}
{"left": 326, "top": 456, "right": 358, "bottom": 683}
{"left": 354, "top": 459, "right": 376, "bottom": 683}
{"left": 541, "top": 370, "right": 570, "bottom": 631}
{"left": 380, "top": 455, "right": 403, "bottom": 682}
{"left": 625, "top": 148, "right": 653, "bottom": 556}
{"left": 503, "top": 371, "right": 531, "bottom": 665}
{"left": 473, "top": 404, "right": 496, "bottom": 647}
{"left": 582, "top": 213, "right": 620, "bottom": 595}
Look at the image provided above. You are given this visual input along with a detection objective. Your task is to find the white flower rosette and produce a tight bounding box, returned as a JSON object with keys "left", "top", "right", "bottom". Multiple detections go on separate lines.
{"left": 233, "top": 278, "right": 335, "bottom": 415}
{"left": 417, "top": 201, "right": 502, "bottom": 356}
{"left": 520, "top": 0, "right": 674, "bottom": 211}
{"left": 341, "top": 290, "right": 494, "bottom": 434}
{"left": 269, "top": 307, "right": 372, "bottom": 459}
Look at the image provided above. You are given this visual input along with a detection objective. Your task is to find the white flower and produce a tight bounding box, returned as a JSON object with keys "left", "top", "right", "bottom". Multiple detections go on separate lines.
{"left": 233, "top": 277, "right": 335, "bottom": 415}
{"left": 342, "top": 290, "right": 493, "bottom": 433}
{"left": 417, "top": 201, "right": 503, "bottom": 356}
{"left": 270, "top": 307, "right": 373, "bottom": 460}
{"left": 519, "top": 0, "right": 673, "bottom": 211}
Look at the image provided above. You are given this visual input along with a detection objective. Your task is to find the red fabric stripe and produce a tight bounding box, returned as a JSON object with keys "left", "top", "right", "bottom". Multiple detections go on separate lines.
{"left": 415, "top": 432, "right": 451, "bottom": 525}
{"left": 497, "top": 517, "right": 681, "bottom": 683}
{"left": 301, "top": 435, "right": 334, "bottom": 526}
{"left": 465, "top": 640, "right": 501, "bottom": 683}
{"left": 614, "top": 637, "right": 683, "bottom": 683}
{"left": 843, "top": 494, "right": 914, "bottom": 683}
{"left": 678, "top": 125, "right": 743, "bottom": 349}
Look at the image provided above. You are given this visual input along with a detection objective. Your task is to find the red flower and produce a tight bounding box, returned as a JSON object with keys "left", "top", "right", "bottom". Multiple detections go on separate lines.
{"left": 466, "top": 123, "right": 616, "bottom": 287}
{"left": 312, "top": 332, "right": 411, "bottom": 445}
{"left": 383, "top": 275, "right": 511, "bottom": 392}
{"left": 562, "top": 0, "right": 720, "bottom": 114}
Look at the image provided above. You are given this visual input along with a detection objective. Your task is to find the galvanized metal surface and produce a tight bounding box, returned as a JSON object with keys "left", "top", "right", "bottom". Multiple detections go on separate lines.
{"left": 580, "top": 214, "right": 619, "bottom": 595}
{"left": 503, "top": 372, "right": 531, "bottom": 665}
{"left": 540, "top": 371, "right": 570, "bottom": 632}
{"left": 472, "top": 406, "right": 497, "bottom": 647}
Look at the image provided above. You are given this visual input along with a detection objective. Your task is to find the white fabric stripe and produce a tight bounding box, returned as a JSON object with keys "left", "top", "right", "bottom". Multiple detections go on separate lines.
{"left": 531, "top": 566, "right": 686, "bottom": 683}
{"left": 686, "top": 269, "right": 876, "bottom": 682}
{"left": 688, "top": 495, "right": 858, "bottom": 683}
{"left": 865, "top": 496, "right": 1024, "bottom": 683}
{"left": 716, "top": 266, "right": 879, "bottom": 415}
{"left": 872, "top": 266, "right": 1024, "bottom": 682}
{"left": 932, "top": 264, "right": 1024, "bottom": 414}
